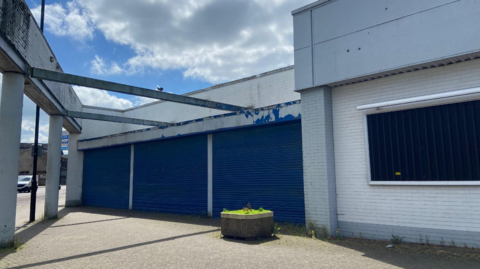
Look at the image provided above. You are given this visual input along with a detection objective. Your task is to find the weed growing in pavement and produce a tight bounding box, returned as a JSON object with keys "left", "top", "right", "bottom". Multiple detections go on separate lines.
{"left": 272, "top": 223, "right": 281, "bottom": 236}
{"left": 307, "top": 221, "right": 316, "bottom": 238}
{"left": 336, "top": 229, "right": 345, "bottom": 240}
{"left": 319, "top": 225, "right": 329, "bottom": 239}
{"left": 425, "top": 235, "right": 430, "bottom": 245}
{"left": 391, "top": 234, "right": 405, "bottom": 245}
{"left": 419, "top": 234, "right": 423, "bottom": 245}
{"left": 440, "top": 238, "right": 446, "bottom": 247}
{"left": 277, "top": 223, "right": 306, "bottom": 237}
{"left": 13, "top": 237, "right": 24, "bottom": 250}
{"left": 0, "top": 237, "right": 24, "bottom": 252}
{"left": 451, "top": 240, "right": 456, "bottom": 248}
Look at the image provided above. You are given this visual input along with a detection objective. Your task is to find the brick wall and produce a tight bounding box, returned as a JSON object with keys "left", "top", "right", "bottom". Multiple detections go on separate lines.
{"left": 300, "top": 86, "right": 337, "bottom": 236}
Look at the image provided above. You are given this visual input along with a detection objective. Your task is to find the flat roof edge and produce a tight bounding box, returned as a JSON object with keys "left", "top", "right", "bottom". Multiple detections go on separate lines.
{"left": 122, "top": 65, "right": 294, "bottom": 112}
{"left": 291, "top": 0, "right": 335, "bottom": 15}
{"left": 79, "top": 100, "right": 301, "bottom": 145}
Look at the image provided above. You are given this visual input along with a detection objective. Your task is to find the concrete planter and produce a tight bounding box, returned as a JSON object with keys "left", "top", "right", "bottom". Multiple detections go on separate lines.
{"left": 221, "top": 211, "right": 274, "bottom": 239}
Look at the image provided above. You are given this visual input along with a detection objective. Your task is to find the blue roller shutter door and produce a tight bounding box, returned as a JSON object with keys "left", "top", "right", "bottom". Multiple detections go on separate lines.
{"left": 213, "top": 121, "right": 305, "bottom": 224}
{"left": 133, "top": 135, "right": 208, "bottom": 215}
{"left": 82, "top": 145, "right": 131, "bottom": 209}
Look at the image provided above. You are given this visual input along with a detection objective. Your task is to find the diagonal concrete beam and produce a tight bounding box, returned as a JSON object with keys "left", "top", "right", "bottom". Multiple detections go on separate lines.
{"left": 30, "top": 68, "right": 248, "bottom": 111}
{"left": 65, "top": 111, "right": 170, "bottom": 127}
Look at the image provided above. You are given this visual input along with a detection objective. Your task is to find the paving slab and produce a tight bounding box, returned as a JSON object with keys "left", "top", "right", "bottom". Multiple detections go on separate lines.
{"left": 1, "top": 205, "right": 480, "bottom": 269}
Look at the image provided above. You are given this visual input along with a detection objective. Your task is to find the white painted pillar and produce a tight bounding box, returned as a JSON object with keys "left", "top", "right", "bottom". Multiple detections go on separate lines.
{"left": 300, "top": 86, "right": 338, "bottom": 237}
{"left": 44, "top": 115, "right": 62, "bottom": 219}
{"left": 66, "top": 133, "right": 84, "bottom": 207}
{"left": 0, "top": 73, "right": 24, "bottom": 247}
{"left": 129, "top": 144, "right": 134, "bottom": 210}
{"left": 207, "top": 134, "right": 213, "bottom": 217}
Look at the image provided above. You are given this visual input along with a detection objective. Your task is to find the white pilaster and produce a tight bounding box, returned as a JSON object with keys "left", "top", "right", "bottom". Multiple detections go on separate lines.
{"left": 66, "top": 133, "right": 84, "bottom": 206}
{"left": 129, "top": 144, "right": 134, "bottom": 210}
{"left": 208, "top": 134, "right": 213, "bottom": 217}
{"left": 300, "top": 86, "right": 338, "bottom": 237}
{"left": 0, "top": 73, "right": 24, "bottom": 247}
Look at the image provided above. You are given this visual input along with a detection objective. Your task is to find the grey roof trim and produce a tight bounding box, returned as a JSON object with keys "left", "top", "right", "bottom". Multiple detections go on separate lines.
{"left": 291, "top": 0, "right": 336, "bottom": 15}
{"left": 295, "top": 51, "right": 480, "bottom": 92}
{"left": 122, "top": 65, "right": 294, "bottom": 112}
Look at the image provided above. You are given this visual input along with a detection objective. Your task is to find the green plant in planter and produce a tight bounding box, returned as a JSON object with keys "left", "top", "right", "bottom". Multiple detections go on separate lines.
{"left": 223, "top": 206, "right": 271, "bottom": 215}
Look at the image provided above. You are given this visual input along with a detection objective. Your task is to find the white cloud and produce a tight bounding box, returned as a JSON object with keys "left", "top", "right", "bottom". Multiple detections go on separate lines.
{"left": 31, "top": 1, "right": 94, "bottom": 41}
{"left": 40, "top": 0, "right": 311, "bottom": 83}
{"left": 73, "top": 86, "right": 133, "bottom": 109}
{"left": 20, "top": 119, "right": 49, "bottom": 144}
{"left": 133, "top": 96, "right": 157, "bottom": 107}
{"left": 90, "top": 55, "right": 125, "bottom": 76}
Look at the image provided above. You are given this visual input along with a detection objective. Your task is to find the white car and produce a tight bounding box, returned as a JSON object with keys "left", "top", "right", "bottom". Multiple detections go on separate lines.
{"left": 17, "top": 175, "right": 36, "bottom": 193}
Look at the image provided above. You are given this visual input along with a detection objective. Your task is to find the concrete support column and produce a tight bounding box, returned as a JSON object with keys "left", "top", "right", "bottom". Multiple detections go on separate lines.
{"left": 0, "top": 73, "right": 24, "bottom": 247}
{"left": 66, "top": 133, "right": 84, "bottom": 207}
{"left": 300, "top": 86, "right": 338, "bottom": 237}
{"left": 45, "top": 115, "right": 63, "bottom": 219}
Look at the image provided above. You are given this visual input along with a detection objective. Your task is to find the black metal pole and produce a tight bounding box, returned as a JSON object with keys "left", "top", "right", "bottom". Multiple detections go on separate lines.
{"left": 29, "top": 0, "right": 46, "bottom": 223}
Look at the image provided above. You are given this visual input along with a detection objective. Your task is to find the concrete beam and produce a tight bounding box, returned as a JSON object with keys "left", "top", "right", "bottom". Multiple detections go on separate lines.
{"left": 65, "top": 110, "right": 170, "bottom": 127}
{"left": 30, "top": 68, "right": 248, "bottom": 111}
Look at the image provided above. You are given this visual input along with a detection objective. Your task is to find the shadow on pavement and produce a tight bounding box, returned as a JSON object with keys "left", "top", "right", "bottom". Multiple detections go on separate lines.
{"left": 48, "top": 217, "right": 128, "bottom": 228}
{"left": 222, "top": 235, "right": 280, "bottom": 245}
{"left": 8, "top": 229, "right": 220, "bottom": 269}
{"left": 70, "top": 206, "right": 222, "bottom": 228}
{"left": 323, "top": 238, "right": 480, "bottom": 269}
{"left": 14, "top": 207, "right": 70, "bottom": 244}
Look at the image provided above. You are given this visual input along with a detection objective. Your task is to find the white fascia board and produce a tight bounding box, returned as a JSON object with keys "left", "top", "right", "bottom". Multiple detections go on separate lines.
{"left": 78, "top": 101, "right": 301, "bottom": 151}
{"left": 369, "top": 181, "right": 480, "bottom": 186}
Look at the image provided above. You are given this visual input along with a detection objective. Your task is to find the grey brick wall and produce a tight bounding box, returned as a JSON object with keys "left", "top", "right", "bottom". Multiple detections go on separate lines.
{"left": 300, "top": 85, "right": 337, "bottom": 236}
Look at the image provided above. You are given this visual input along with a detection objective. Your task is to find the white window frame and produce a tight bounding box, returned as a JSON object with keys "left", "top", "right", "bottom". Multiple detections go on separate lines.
{"left": 361, "top": 87, "right": 480, "bottom": 186}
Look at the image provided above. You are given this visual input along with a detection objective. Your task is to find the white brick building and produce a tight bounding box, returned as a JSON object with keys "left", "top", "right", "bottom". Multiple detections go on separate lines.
{"left": 2, "top": 0, "right": 479, "bottom": 249}
{"left": 293, "top": 0, "right": 480, "bottom": 247}
{"left": 69, "top": 0, "right": 480, "bottom": 247}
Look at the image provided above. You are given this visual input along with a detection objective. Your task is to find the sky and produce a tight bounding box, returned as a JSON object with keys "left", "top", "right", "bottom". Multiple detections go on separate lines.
{"left": 0, "top": 0, "right": 311, "bottom": 144}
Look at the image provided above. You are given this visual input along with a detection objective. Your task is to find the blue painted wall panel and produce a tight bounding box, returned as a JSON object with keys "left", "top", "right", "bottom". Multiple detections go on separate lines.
{"left": 83, "top": 145, "right": 131, "bottom": 209}
{"left": 133, "top": 135, "right": 208, "bottom": 215}
{"left": 213, "top": 121, "right": 305, "bottom": 224}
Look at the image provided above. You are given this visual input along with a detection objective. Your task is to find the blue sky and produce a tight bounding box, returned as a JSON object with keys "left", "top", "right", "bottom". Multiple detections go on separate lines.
{"left": 0, "top": 0, "right": 312, "bottom": 143}
{"left": 25, "top": 0, "right": 212, "bottom": 99}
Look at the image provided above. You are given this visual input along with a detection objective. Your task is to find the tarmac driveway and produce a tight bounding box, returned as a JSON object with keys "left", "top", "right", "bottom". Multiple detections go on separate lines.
{"left": 1, "top": 206, "right": 479, "bottom": 269}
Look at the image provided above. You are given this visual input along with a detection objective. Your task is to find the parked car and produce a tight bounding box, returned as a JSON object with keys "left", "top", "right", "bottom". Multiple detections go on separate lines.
{"left": 17, "top": 175, "right": 35, "bottom": 193}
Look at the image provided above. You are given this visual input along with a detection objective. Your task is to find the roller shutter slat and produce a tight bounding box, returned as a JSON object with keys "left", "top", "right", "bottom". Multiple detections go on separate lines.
{"left": 212, "top": 121, "right": 305, "bottom": 224}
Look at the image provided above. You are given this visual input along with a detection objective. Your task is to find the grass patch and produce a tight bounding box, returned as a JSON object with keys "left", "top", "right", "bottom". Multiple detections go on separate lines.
{"left": 278, "top": 223, "right": 307, "bottom": 237}
{"left": 0, "top": 237, "right": 25, "bottom": 252}
{"left": 223, "top": 207, "right": 271, "bottom": 215}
